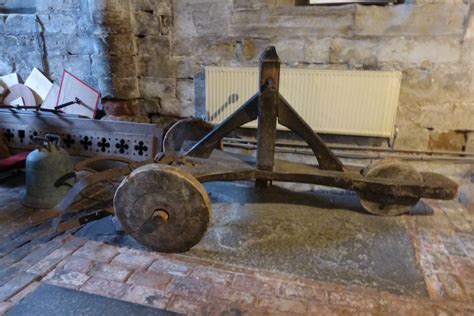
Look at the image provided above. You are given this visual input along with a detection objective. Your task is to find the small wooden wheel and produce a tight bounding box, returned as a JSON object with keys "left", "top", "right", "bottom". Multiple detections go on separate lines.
{"left": 114, "top": 164, "right": 211, "bottom": 253}
{"left": 358, "top": 159, "right": 423, "bottom": 216}
{"left": 162, "top": 118, "right": 214, "bottom": 153}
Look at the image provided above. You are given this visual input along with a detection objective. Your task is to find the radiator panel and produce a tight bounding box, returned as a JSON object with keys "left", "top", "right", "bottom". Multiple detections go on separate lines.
{"left": 205, "top": 67, "right": 401, "bottom": 138}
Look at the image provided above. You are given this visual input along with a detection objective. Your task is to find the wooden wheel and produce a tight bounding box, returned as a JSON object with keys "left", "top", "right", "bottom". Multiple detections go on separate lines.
{"left": 358, "top": 159, "right": 423, "bottom": 216}
{"left": 114, "top": 164, "right": 211, "bottom": 253}
{"left": 162, "top": 118, "right": 214, "bottom": 153}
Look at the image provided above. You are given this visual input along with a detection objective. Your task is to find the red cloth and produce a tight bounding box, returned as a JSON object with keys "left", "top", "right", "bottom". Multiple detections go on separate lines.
{"left": 0, "top": 151, "right": 30, "bottom": 172}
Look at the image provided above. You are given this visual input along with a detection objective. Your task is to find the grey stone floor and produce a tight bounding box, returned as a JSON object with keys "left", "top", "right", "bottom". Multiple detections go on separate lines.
{"left": 79, "top": 180, "right": 428, "bottom": 297}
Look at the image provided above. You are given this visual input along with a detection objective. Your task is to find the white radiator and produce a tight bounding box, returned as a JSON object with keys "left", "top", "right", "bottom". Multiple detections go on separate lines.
{"left": 205, "top": 67, "right": 402, "bottom": 138}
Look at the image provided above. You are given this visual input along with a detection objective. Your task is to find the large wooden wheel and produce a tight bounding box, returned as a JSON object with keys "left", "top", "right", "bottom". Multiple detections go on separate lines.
{"left": 114, "top": 164, "right": 211, "bottom": 253}
{"left": 358, "top": 159, "right": 423, "bottom": 216}
{"left": 162, "top": 118, "right": 214, "bottom": 153}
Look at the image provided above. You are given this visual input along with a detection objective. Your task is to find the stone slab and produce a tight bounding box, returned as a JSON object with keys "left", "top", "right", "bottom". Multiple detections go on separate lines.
{"left": 6, "top": 284, "right": 177, "bottom": 316}
{"left": 188, "top": 181, "right": 429, "bottom": 297}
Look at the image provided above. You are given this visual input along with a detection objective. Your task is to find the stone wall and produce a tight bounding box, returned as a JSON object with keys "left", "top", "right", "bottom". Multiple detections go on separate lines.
{"left": 0, "top": 0, "right": 473, "bottom": 151}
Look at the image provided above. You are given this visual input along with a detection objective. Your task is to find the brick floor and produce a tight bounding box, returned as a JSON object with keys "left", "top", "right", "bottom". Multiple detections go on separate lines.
{"left": 0, "top": 181, "right": 473, "bottom": 315}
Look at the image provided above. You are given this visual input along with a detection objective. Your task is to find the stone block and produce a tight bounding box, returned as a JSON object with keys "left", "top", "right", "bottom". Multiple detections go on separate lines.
{"left": 331, "top": 37, "right": 462, "bottom": 66}
{"left": 230, "top": 5, "right": 355, "bottom": 38}
{"left": 232, "top": 0, "right": 268, "bottom": 10}
{"left": 0, "top": 59, "right": 13, "bottom": 75}
{"left": 167, "top": 276, "right": 212, "bottom": 297}
{"left": 67, "top": 36, "right": 96, "bottom": 55}
{"left": 136, "top": 35, "right": 170, "bottom": 57}
{"left": 2, "top": 14, "right": 38, "bottom": 35}
{"left": 60, "top": 257, "right": 94, "bottom": 274}
{"left": 466, "top": 133, "right": 474, "bottom": 152}
{"left": 257, "top": 295, "right": 308, "bottom": 314}
{"left": 89, "top": 263, "right": 132, "bottom": 282}
{"left": 167, "top": 295, "right": 207, "bottom": 315}
{"left": 111, "top": 251, "right": 155, "bottom": 270}
{"left": 393, "top": 124, "right": 430, "bottom": 150}
{"left": 44, "top": 269, "right": 90, "bottom": 289}
{"left": 404, "top": 101, "right": 474, "bottom": 131}
{"left": 92, "top": 56, "right": 137, "bottom": 79}
{"left": 136, "top": 55, "right": 177, "bottom": 78}
{"left": 64, "top": 55, "right": 92, "bottom": 78}
{"left": 173, "top": 0, "right": 229, "bottom": 39}
{"left": 399, "top": 64, "right": 472, "bottom": 104}
{"left": 127, "top": 271, "right": 173, "bottom": 290}
{"left": 190, "top": 267, "right": 234, "bottom": 285}
{"left": 88, "top": 0, "right": 130, "bottom": 13}
{"left": 158, "top": 98, "right": 182, "bottom": 117}
{"left": 122, "top": 285, "right": 170, "bottom": 309}
{"left": 99, "top": 77, "right": 140, "bottom": 99}
{"left": 148, "top": 258, "right": 192, "bottom": 277}
{"left": 429, "top": 131, "right": 466, "bottom": 152}
{"left": 94, "top": 34, "right": 136, "bottom": 57}
{"left": 73, "top": 241, "right": 118, "bottom": 263}
{"left": 355, "top": 3, "right": 468, "bottom": 36}
{"left": 81, "top": 277, "right": 130, "bottom": 299}
{"left": 139, "top": 77, "right": 176, "bottom": 99}
{"left": 102, "top": 100, "right": 139, "bottom": 116}
{"left": 0, "top": 59, "right": 39, "bottom": 82}
{"left": 132, "top": 0, "right": 172, "bottom": 15}
{"left": 133, "top": 11, "right": 161, "bottom": 35}
{"left": 176, "top": 79, "right": 194, "bottom": 105}
{"left": 304, "top": 38, "right": 331, "bottom": 64}
{"left": 238, "top": 38, "right": 305, "bottom": 64}
{"left": 0, "top": 35, "right": 19, "bottom": 55}
{"left": 44, "top": 34, "right": 68, "bottom": 56}
{"left": 36, "top": 0, "right": 82, "bottom": 13}
{"left": 93, "top": 10, "right": 133, "bottom": 35}
{"left": 39, "top": 14, "right": 78, "bottom": 35}
{"left": 172, "top": 37, "right": 238, "bottom": 65}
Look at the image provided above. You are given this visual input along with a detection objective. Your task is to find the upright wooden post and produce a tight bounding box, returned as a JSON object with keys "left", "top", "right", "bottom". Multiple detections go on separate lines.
{"left": 255, "top": 46, "right": 280, "bottom": 187}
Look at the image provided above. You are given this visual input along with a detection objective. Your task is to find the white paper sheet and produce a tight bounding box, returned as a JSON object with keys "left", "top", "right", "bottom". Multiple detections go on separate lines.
{"left": 0, "top": 73, "right": 19, "bottom": 90}
{"left": 41, "top": 84, "right": 60, "bottom": 110}
{"left": 57, "top": 70, "right": 100, "bottom": 118}
{"left": 25, "top": 68, "right": 53, "bottom": 103}
{"left": 10, "top": 97, "right": 24, "bottom": 106}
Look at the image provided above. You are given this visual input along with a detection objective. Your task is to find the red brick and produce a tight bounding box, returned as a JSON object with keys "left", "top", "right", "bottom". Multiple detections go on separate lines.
{"left": 211, "top": 285, "right": 256, "bottom": 305}
{"left": 127, "top": 270, "right": 172, "bottom": 290}
{"left": 111, "top": 252, "right": 154, "bottom": 270}
{"left": 148, "top": 257, "right": 192, "bottom": 277}
{"left": 257, "top": 295, "right": 308, "bottom": 314}
{"left": 44, "top": 269, "right": 90, "bottom": 289}
{"left": 73, "top": 242, "right": 118, "bottom": 263}
{"left": 279, "top": 281, "right": 326, "bottom": 302}
{"left": 328, "top": 291, "right": 381, "bottom": 312}
{"left": 167, "top": 276, "right": 212, "bottom": 297}
{"left": 232, "top": 274, "right": 280, "bottom": 296}
{"left": 81, "top": 277, "right": 130, "bottom": 299}
{"left": 199, "top": 299, "right": 265, "bottom": 316}
{"left": 27, "top": 240, "right": 85, "bottom": 275}
{"left": 122, "top": 285, "right": 171, "bottom": 309}
{"left": 190, "top": 267, "right": 234, "bottom": 285}
{"left": 89, "top": 263, "right": 131, "bottom": 282}
{"left": 60, "top": 257, "right": 93, "bottom": 274}
{"left": 167, "top": 295, "right": 207, "bottom": 315}
{"left": 309, "top": 303, "right": 358, "bottom": 316}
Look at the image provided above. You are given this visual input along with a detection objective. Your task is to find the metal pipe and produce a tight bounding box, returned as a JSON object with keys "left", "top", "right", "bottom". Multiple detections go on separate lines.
{"left": 223, "top": 137, "right": 474, "bottom": 158}
{"left": 222, "top": 140, "right": 474, "bottom": 163}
